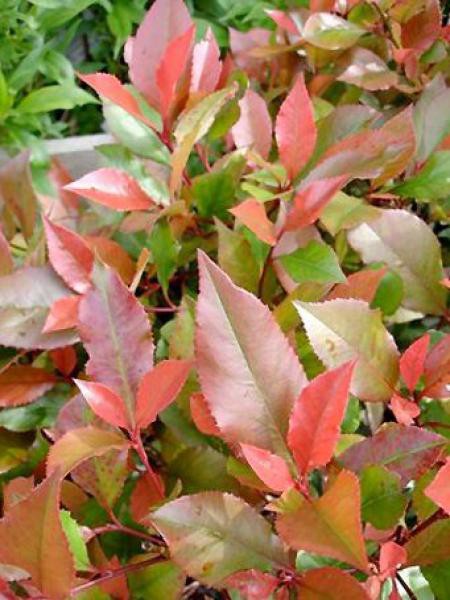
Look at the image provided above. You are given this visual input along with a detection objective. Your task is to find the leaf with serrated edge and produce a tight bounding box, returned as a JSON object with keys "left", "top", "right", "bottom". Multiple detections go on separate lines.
{"left": 295, "top": 298, "right": 399, "bottom": 402}
{"left": 277, "top": 470, "right": 369, "bottom": 572}
{"left": 152, "top": 491, "right": 287, "bottom": 584}
{"left": 196, "top": 251, "right": 306, "bottom": 458}
{"left": 78, "top": 263, "right": 154, "bottom": 428}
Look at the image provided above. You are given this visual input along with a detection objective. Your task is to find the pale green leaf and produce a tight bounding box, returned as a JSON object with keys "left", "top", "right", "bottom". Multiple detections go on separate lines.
{"left": 279, "top": 241, "right": 346, "bottom": 285}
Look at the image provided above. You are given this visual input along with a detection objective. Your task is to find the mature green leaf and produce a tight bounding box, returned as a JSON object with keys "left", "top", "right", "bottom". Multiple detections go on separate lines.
{"left": 60, "top": 510, "right": 90, "bottom": 571}
{"left": 394, "top": 152, "right": 450, "bottom": 200}
{"left": 295, "top": 299, "right": 399, "bottom": 402}
{"left": 320, "top": 192, "right": 378, "bottom": 236}
{"left": 280, "top": 241, "right": 346, "bottom": 285}
{"left": 128, "top": 560, "right": 185, "bottom": 600}
{"left": 216, "top": 220, "right": 259, "bottom": 293}
{"left": 152, "top": 492, "right": 287, "bottom": 584}
{"left": 17, "top": 85, "right": 95, "bottom": 113}
{"left": 348, "top": 209, "right": 446, "bottom": 315}
{"left": 360, "top": 465, "right": 408, "bottom": 529}
{"left": 148, "top": 219, "right": 179, "bottom": 295}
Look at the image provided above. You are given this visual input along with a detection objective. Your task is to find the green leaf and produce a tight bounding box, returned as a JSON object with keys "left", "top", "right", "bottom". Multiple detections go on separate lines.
{"left": 37, "top": 0, "right": 99, "bottom": 29}
{"left": 17, "top": 85, "right": 96, "bottom": 114}
{"left": 303, "top": 12, "right": 365, "bottom": 50}
{"left": 405, "top": 519, "right": 450, "bottom": 566}
{"left": 423, "top": 559, "right": 450, "bottom": 599}
{"left": 372, "top": 270, "right": 404, "bottom": 316}
{"left": 148, "top": 219, "right": 179, "bottom": 295}
{"left": 152, "top": 492, "right": 288, "bottom": 585}
{"left": 128, "top": 560, "right": 185, "bottom": 600}
{"left": 320, "top": 192, "right": 378, "bottom": 236}
{"left": 0, "top": 386, "right": 69, "bottom": 432}
{"left": 103, "top": 102, "right": 170, "bottom": 164}
{"left": 280, "top": 241, "right": 346, "bottom": 285}
{"left": 192, "top": 170, "right": 236, "bottom": 219}
{"left": 0, "top": 429, "right": 33, "bottom": 475}
{"left": 60, "top": 510, "right": 90, "bottom": 571}
{"left": 216, "top": 219, "right": 259, "bottom": 293}
{"left": 394, "top": 152, "right": 450, "bottom": 200}
{"left": 360, "top": 465, "right": 407, "bottom": 529}
{"left": 348, "top": 209, "right": 446, "bottom": 315}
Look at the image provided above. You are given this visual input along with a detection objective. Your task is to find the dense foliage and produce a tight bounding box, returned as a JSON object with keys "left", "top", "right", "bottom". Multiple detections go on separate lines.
{"left": 0, "top": 0, "right": 450, "bottom": 598}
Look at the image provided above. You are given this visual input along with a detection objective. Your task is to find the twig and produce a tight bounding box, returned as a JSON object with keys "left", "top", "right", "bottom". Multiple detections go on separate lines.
{"left": 71, "top": 556, "right": 166, "bottom": 595}
{"left": 396, "top": 573, "right": 418, "bottom": 600}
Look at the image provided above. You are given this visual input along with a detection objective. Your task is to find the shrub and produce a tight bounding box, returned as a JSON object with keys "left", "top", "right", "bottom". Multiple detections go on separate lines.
{"left": 0, "top": 0, "right": 449, "bottom": 598}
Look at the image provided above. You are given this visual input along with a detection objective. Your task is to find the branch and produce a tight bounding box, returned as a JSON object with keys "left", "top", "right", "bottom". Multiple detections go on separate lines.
{"left": 71, "top": 555, "right": 166, "bottom": 595}
{"left": 408, "top": 509, "right": 445, "bottom": 539}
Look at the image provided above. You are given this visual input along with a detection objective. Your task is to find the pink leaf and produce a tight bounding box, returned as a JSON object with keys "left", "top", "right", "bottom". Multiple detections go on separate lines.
{"left": 43, "top": 217, "right": 93, "bottom": 294}
{"left": 43, "top": 296, "right": 80, "bottom": 333}
{"left": 231, "top": 89, "right": 272, "bottom": 159}
{"left": 285, "top": 175, "right": 349, "bottom": 230}
{"left": 77, "top": 72, "right": 157, "bottom": 129}
{"left": 400, "top": 334, "right": 430, "bottom": 393}
{"left": 276, "top": 75, "right": 317, "bottom": 181}
{"left": 65, "top": 168, "right": 155, "bottom": 211}
{"left": 240, "top": 444, "right": 294, "bottom": 492}
{"left": 156, "top": 25, "right": 195, "bottom": 123}
{"left": 190, "top": 392, "right": 221, "bottom": 437}
{"left": 425, "top": 458, "right": 450, "bottom": 514}
{"left": 379, "top": 541, "right": 407, "bottom": 581}
{"left": 229, "top": 199, "right": 277, "bottom": 245}
{"left": 50, "top": 347, "right": 77, "bottom": 376}
{"left": 127, "top": 0, "right": 193, "bottom": 109}
{"left": 226, "top": 570, "right": 280, "bottom": 600}
{"left": 78, "top": 264, "right": 154, "bottom": 427}
{"left": 266, "top": 10, "right": 299, "bottom": 34}
{"left": 136, "top": 359, "right": 191, "bottom": 429}
{"left": 190, "top": 30, "right": 222, "bottom": 95}
{"left": 195, "top": 251, "right": 306, "bottom": 454}
{"left": 74, "top": 379, "right": 129, "bottom": 429}
{"left": 423, "top": 334, "right": 450, "bottom": 399}
{"left": 288, "top": 361, "right": 355, "bottom": 474}
{"left": 390, "top": 394, "right": 420, "bottom": 426}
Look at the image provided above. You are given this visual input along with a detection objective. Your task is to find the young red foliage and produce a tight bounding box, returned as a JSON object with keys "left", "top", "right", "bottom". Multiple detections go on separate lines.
{"left": 400, "top": 333, "right": 430, "bottom": 392}
{"left": 229, "top": 199, "right": 277, "bottom": 245}
{"left": 240, "top": 444, "right": 294, "bottom": 492}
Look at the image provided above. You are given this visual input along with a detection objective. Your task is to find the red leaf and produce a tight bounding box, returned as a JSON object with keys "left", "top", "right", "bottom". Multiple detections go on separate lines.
{"left": 0, "top": 472, "right": 74, "bottom": 599}
{"left": 423, "top": 334, "right": 450, "bottom": 398}
{"left": 338, "top": 423, "right": 446, "bottom": 485}
{"left": 190, "top": 392, "right": 221, "bottom": 436}
{"left": 285, "top": 175, "right": 348, "bottom": 230}
{"left": 276, "top": 75, "right": 317, "bottom": 181}
{"left": 425, "top": 458, "right": 450, "bottom": 514}
{"left": 156, "top": 25, "right": 195, "bottom": 123}
{"left": 379, "top": 541, "right": 407, "bottom": 581}
{"left": 190, "top": 30, "right": 222, "bottom": 95}
{"left": 84, "top": 236, "right": 135, "bottom": 285}
{"left": 43, "top": 217, "right": 93, "bottom": 294}
{"left": 2, "top": 477, "right": 34, "bottom": 511}
{"left": 0, "top": 366, "right": 56, "bottom": 408}
{"left": 50, "top": 346, "right": 77, "bottom": 376}
{"left": 401, "top": 0, "right": 441, "bottom": 52}
{"left": 65, "top": 168, "right": 155, "bottom": 211}
{"left": 288, "top": 361, "right": 355, "bottom": 474}
{"left": 277, "top": 470, "right": 369, "bottom": 572}
{"left": 231, "top": 89, "right": 273, "bottom": 159}
{"left": 229, "top": 199, "right": 277, "bottom": 245}
{"left": 74, "top": 379, "right": 129, "bottom": 429}
{"left": 400, "top": 334, "right": 430, "bottom": 393}
{"left": 43, "top": 296, "right": 80, "bottom": 333}
{"left": 77, "top": 72, "right": 157, "bottom": 129}
{"left": 130, "top": 473, "right": 165, "bottom": 522}
{"left": 78, "top": 265, "right": 154, "bottom": 418}
{"left": 136, "top": 359, "right": 191, "bottom": 429}
{"left": 326, "top": 268, "right": 386, "bottom": 303}
{"left": 390, "top": 394, "right": 420, "bottom": 426}
{"left": 240, "top": 444, "right": 294, "bottom": 492}
{"left": 299, "top": 567, "right": 370, "bottom": 600}
{"left": 127, "top": 0, "right": 193, "bottom": 109}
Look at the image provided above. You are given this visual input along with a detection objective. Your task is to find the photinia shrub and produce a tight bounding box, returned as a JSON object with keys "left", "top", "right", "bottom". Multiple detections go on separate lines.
{"left": 0, "top": 0, "right": 449, "bottom": 598}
